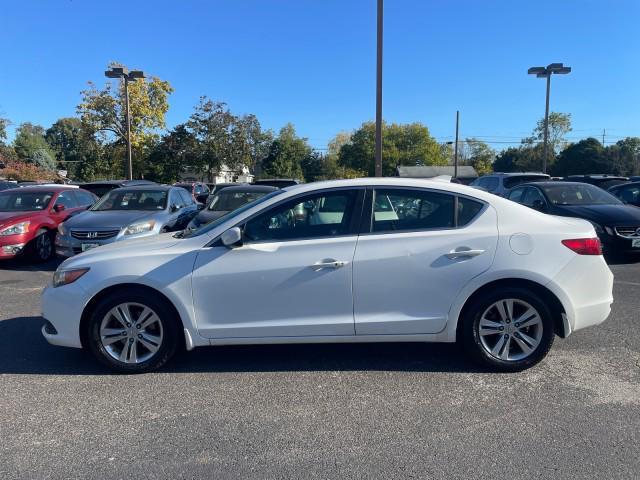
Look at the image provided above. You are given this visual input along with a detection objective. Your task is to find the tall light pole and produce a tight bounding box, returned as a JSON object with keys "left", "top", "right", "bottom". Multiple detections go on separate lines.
{"left": 105, "top": 67, "right": 146, "bottom": 180}
{"left": 375, "top": 0, "right": 383, "bottom": 177}
{"left": 454, "top": 110, "right": 460, "bottom": 179}
{"left": 527, "top": 63, "right": 571, "bottom": 173}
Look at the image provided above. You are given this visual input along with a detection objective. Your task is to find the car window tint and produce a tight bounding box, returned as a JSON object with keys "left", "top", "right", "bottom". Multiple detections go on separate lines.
{"left": 503, "top": 176, "right": 548, "bottom": 189}
{"left": 178, "top": 189, "right": 193, "bottom": 205}
{"left": 617, "top": 186, "right": 640, "bottom": 204}
{"left": 484, "top": 177, "right": 499, "bottom": 192}
{"left": 522, "top": 187, "right": 545, "bottom": 207}
{"left": 508, "top": 188, "right": 525, "bottom": 203}
{"left": 74, "top": 190, "right": 95, "bottom": 206}
{"left": 244, "top": 190, "right": 357, "bottom": 242}
{"left": 372, "top": 189, "right": 454, "bottom": 233}
{"left": 55, "top": 191, "right": 78, "bottom": 208}
{"left": 457, "top": 197, "right": 484, "bottom": 227}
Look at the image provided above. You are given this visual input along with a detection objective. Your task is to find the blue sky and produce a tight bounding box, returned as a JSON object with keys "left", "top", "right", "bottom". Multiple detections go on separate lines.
{"left": 1, "top": 0, "right": 638, "bottom": 150}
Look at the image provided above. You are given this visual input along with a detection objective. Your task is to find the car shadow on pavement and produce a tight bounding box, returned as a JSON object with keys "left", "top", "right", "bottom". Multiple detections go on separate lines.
{"left": 0, "top": 257, "right": 63, "bottom": 272}
{"left": 0, "top": 316, "right": 488, "bottom": 375}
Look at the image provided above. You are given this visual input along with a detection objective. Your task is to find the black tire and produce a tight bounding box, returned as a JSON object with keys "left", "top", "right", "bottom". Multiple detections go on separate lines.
{"left": 461, "top": 287, "right": 555, "bottom": 372}
{"left": 29, "top": 229, "right": 54, "bottom": 262}
{"left": 85, "top": 289, "right": 180, "bottom": 374}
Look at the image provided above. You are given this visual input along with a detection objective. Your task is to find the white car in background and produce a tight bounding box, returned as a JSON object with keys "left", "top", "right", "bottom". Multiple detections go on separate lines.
{"left": 41, "top": 178, "right": 614, "bottom": 373}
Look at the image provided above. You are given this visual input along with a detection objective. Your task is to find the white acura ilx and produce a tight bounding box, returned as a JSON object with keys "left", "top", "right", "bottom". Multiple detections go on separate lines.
{"left": 41, "top": 178, "right": 614, "bottom": 373}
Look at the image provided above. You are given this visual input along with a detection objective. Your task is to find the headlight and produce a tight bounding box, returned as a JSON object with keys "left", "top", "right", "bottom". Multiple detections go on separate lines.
{"left": 0, "top": 221, "right": 30, "bottom": 236}
{"left": 52, "top": 268, "right": 89, "bottom": 288}
{"left": 124, "top": 220, "right": 156, "bottom": 235}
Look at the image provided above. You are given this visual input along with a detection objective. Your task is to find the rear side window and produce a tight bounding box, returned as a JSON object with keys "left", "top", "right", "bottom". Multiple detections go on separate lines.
{"left": 507, "top": 188, "right": 525, "bottom": 203}
{"left": 55, "top": 191, "right": 78, "bottom": 208}
{"left": 477, "top": 176, "right": 499, "bottom": 192}
{"left": 372, "top": 189, "right": 454, "bottom": 233}
{"left": 457, "top": 197, "right": 484, "bottom": 227}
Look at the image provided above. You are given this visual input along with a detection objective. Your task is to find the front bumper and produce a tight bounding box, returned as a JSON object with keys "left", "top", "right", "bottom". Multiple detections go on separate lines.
{"left": 600, "top": 231, "right": 640, "bottom": 255}
{"left": 0, "top": 232, "right": 30, "bottom": 259}
{"left": 41, "top": 281, "right": 88, "bottom": 348}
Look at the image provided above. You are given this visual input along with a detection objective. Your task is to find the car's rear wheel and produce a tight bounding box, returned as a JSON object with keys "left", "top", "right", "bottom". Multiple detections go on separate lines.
{"left": 461, "top": 287, "right": 555, "bottom": 372}
{"left": 29, "top": 229, "right": 54, "bottom": 262}
{"left": 86, "top": 291, "right": 180, "bottom": 373}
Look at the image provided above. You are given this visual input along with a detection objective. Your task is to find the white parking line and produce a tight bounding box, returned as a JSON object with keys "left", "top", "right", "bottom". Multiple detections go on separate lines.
{"left": 614, "top": 280, "right": 640, "bottom": 287}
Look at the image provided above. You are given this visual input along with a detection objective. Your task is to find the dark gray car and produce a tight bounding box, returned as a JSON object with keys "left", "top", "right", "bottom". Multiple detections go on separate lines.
{"left": 55, "top": 186, "right": 198, "bottom": 257}
{"left": 187, "top": 185, "right": 278, "bottom": 230}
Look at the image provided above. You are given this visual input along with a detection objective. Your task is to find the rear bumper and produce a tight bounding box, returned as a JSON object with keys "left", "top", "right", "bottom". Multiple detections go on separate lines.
{"left": 547, "top": 254, "right": 614, "bottom": 334}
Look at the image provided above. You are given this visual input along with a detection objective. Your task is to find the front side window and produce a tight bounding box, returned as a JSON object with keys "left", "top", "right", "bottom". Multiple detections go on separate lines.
{"left": 209, "top": 190, "right": 270, "bottom": 212}
{"left": 243, "top": 190, "right": 358, "bottom": 242}
{"left": 178, "top": 189, "right": 194, "bottom": 205}
{"left": 508, "top": 187, "right": 526, "bottom": 203}
{"left": 0, "top": 191, "right": 54, "bottom": 211}
{"left": 522, "top": 188, "right": 546, "bottom": 208}
{"left": 74, "top": 190, "right": 96, "bottom": 207}
{"left": 54, "top": 191, "right": 78, "bottom": 208}
{"left": 484, "top": 177, "right": 499, "bottom": 192}
{"left": 371, "top": 189, "right": 454, "bottom": 233}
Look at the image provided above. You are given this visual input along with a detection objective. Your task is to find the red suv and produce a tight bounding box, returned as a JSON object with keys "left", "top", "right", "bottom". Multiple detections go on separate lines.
{"left": 0, "top": 186, "right": 97, "bottom": 262}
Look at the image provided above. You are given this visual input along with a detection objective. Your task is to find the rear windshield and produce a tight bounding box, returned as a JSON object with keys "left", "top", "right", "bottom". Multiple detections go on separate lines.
{"left": 0, "top": 191, "right": 54, "bottom": 211}
{"left": 91, "top": 189, "right": 168, "bottom": 211}
{"left": 541, "top": 184, "right": 621, "bottom": 206}
{"left": 503, "top": 175, "right": 549, "bottom": 189}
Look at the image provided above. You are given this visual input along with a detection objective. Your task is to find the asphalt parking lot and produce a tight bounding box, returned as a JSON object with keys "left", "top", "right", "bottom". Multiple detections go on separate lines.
{"left": 1, "top": 257, "right": 639, "bottom": 479}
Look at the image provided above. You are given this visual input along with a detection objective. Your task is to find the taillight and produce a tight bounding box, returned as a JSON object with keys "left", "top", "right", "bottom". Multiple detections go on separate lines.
{"left": 561, "top": 238, "right": 602, "bottom": 255}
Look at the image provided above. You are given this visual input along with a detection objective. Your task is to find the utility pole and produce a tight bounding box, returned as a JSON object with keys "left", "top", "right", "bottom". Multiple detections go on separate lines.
{"left": 528, "top": 63, "right": 571, "bottom": 174}
{"left": 602, "top": 128, "right": 606, "bottom": 145}
{"left": 105, "top": 67, "right": 146, "bottom": 180}
{"left": 374, "top": 0, "right": 383, "bottom": 177}
{"left": 454, "top": 110, "right": 460, "bottom": 179}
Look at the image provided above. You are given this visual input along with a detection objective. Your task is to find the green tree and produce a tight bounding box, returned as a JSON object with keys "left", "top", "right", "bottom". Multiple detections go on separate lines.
{"left": 45, "top": 118, "right": 102, "bottom": 180}
{"left": 77, "top": 62, "right": 173, "bottom": 176}
{"left": 338, "top": 121, "right": 446, "bottom": 176}
{"left": 605, "top": 137, "right": 640, "bottom": 176}
{"left": 261, "top": 124, "right": 310, "bottom": 179}
{"left": 551, "top": 138, "right": 608, "bottom": 176}
{"left": 13, "top": 123, "right": 56, "bottom": 170}
{"left": 493, "top": 145, "right": 544, "bottom": 173}
{"left": 147, "top": 125, "right": 199, "bottom": 183}
{"left": 464, "top": 138, "right": 495, "bottom": 175}
{"left": 0, "top": 117, "right": 9, "bottom": 145}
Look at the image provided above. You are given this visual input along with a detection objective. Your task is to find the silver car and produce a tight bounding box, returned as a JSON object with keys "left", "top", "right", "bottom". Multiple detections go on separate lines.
{"left": 55, "top": 186, "right": 198, "bottom": 257}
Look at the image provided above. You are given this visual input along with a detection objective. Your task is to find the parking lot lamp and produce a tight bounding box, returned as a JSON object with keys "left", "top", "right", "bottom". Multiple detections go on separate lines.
{"left": 104, "top": 67, "right": 146, "bottom": 180}
{"left": 527, "top": 63, "right": 571, "bottom": 173}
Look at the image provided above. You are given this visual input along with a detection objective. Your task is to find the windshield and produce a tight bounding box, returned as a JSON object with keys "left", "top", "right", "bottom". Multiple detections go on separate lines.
{"left": 182, "top": 189, "right": 283, "bottom": 238}
{"left": 91, "top": 189, "right": 168, "bottom": 211}
{"left": 208, "top": 190, "right": 270, "bottom": 212}
{"left": 541, "top": 184, "right": 622, "bottom": 206}
{"left": 0, "top": 191, "right": 54, "bottom": 211}
{"left": 503, "top": 175, "right": 549, "bottom": 189}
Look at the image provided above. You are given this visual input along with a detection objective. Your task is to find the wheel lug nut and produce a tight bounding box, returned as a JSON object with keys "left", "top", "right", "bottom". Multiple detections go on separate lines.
{"left": 514, "top": 323, "right": 519, "bottom": 327}
{"left": 138, "top": 334, "right": 142, "bottom": 339}
{"left": 121, "top": 331, "right": 127, "bottom": 336}
{"left": 506, "top": 320, "right": 510, "bottom": 324}
{"left": 498, "top": 326, "right": 504, "bottom": 331}
{"left": 504, "top": 334, "right": 509, "bottom": 339}
{"left": 129, "top": 338, "right": 134, "bottom": 343}
{"left": 126, "top": 323, "right": 131, "bottom": 328}
{"left": 136, "top": 324, "right": 141, "bottom": 329}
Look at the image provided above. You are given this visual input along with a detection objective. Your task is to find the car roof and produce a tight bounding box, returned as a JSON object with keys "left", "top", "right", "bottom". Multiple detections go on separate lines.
{"left": 2, "top": 185, "right": 78, "bottom": 193}
{"left": 609, "top": 181, "right": 640, "bottom": 190}
{"left": 566, "top": 174, "right": 628, "bottom": 180}
{"left": 483, "top": 172, "right": 549, "bottom": 177}
{"left": 514, "top": 181, "right": 601, "bottom": 188}
{"left": 109, "top": 185, "right": 174, "bottom": 192}
{"left": 80, "top": 179, "right": 155, "bottom": 186}
{"left": 216, "top": 185, "right": 278, "bottom": 193}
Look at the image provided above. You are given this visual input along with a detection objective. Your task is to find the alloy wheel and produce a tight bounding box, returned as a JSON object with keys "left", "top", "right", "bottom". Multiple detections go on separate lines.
{"left": 99, "top": 302, "right": 164, "bottom": 364}
{"left": 36, "top": 233, "right": 52, "bottom": 260}
{"left": 477, "top": 298, "right": 543, "bottom": 362}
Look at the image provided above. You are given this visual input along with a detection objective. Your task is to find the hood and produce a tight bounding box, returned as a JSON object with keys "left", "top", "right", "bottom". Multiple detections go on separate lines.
{"left": 59, "top": 232, "right": 182, "bottom": 270}
{"left": 0, "top": 211, "right": 38, "bottom": 229}
{"left": 554, "top": 204, "right": 640, "bottom": 226}
{"left": 64, "top": 210, "right": 161, "bottom": 229}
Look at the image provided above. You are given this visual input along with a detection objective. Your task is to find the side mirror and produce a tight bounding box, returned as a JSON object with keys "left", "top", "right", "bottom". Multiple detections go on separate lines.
{"left": 53, "top": 204, "right": 66, "bottom": 213}
{"left": 221, "top": 227, "right": 243, "bottom": 248}
{"left": 170, "top": 204, "right": 180, "bottom": 213}
{"left": 196, "top": 193, "right": 209, "bottom": 204}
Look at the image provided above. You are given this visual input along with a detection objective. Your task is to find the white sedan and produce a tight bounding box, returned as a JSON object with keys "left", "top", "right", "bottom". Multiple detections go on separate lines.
{"left": 41, "top": 178, "right": 614, "bottom": 373}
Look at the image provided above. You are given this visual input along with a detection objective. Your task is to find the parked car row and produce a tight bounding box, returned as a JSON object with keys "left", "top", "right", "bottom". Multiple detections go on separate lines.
{"left": 0, "top": 179, "right": 294, "bottom": 263}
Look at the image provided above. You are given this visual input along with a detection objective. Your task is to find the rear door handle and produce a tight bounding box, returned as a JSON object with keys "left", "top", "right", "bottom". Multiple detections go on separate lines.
{"left": 446, "top": 249, "right": 485, "bottom": 259}
{"left": 311, "top": 259, "right": 348, "bottom": 270}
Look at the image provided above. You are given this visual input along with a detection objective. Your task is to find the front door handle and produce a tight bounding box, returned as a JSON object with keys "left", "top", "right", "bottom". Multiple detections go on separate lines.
{"left": 446, "top": 249, "right": 485, "bottom": 259}
{"left": 311, "top": 259, "right": 348, "bottom": 270}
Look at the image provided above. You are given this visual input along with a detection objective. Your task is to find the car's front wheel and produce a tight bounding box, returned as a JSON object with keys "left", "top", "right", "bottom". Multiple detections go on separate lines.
{"left": 461, "top": 287, "right": 555, "bottom": 372}
{"left": 86, "top": 290, "right": 180, "bottom": 373}
{"left": 29, "top": 229, "right": 54, "bottom": 262}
